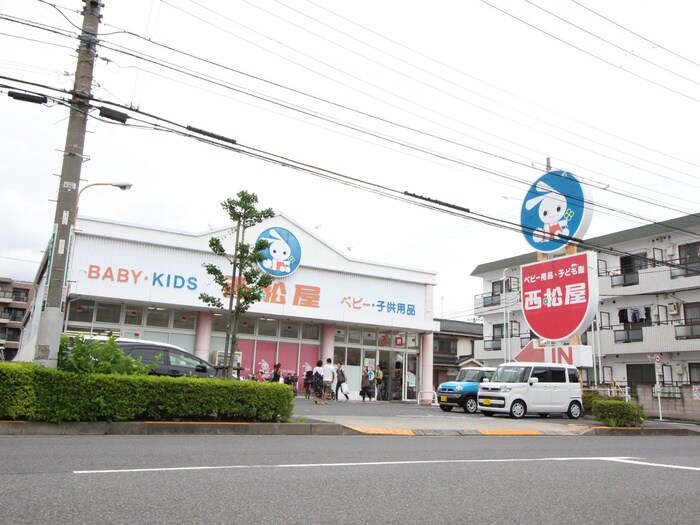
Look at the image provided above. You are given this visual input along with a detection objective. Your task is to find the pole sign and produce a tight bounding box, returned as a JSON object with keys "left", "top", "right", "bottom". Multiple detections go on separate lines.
{"left": 520, "top": 251, "right": 599, "bottom": 341}
{"left": 521, "top": 170, "right": 593, "bottom": 254}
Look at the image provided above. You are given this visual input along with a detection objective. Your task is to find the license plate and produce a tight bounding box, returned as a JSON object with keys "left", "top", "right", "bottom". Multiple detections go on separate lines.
{"left": 439, "top": 395, "right": 447, "bottom": 402}
{"left": 482, "top": 398, "right": 491, "bottom": 406}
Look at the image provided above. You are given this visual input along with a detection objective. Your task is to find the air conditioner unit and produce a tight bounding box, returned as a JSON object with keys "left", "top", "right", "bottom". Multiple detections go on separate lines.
{"left": 667, "top": 302, "right": 680, "bottom": 315}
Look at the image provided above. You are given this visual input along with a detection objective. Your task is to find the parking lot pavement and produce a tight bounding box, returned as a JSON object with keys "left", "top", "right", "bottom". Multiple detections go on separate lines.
{"left": 293, "top": 398, "right": 700, "bottom": 436}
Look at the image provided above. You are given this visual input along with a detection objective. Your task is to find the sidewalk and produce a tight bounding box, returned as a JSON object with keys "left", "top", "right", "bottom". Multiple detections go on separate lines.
{"left": 1, "top": 399, "right": 698, "bottom": 436}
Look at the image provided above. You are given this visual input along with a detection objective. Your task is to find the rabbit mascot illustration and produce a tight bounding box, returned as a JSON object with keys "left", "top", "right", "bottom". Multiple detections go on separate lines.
{"left": 525, "top": 182, "right": 570, "bottom": 243}
{"left": 262, "top": 229, "right": 292, "bottom": 273}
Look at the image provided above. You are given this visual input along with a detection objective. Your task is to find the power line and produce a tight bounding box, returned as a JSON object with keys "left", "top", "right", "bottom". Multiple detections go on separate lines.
{"left": 480, "top": 0, "right": 700, "bottom": 104}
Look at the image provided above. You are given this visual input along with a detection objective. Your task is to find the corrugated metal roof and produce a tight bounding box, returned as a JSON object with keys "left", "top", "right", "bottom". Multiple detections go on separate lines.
{"left": 470, "top": 213, "right": 700, "bottom": 276}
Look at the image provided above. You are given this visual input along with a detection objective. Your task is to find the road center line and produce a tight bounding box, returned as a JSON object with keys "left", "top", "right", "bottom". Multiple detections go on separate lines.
{"left": 74, "top": 456, "right": 639, "bottom": 475}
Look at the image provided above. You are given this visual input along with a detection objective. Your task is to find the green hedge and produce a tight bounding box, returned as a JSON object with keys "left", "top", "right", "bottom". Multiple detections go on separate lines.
{"left": 592, "top": 398, "right": 645, "bottom": 427}
{"left": 0, "top": 362, "right": 294, "bottom": 423}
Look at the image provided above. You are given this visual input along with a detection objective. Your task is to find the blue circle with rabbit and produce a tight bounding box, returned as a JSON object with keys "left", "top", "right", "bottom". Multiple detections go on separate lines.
{"left": 520, "top": 170, "right": 592, "bottom": 254}
{"left": 257, "top": 227, "right": 302, "bottom": 277}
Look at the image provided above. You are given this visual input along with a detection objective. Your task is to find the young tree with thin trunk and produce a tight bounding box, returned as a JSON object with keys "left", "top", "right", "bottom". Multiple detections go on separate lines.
{"left": 199, "top": 191, "right": 275, "bottom": 378}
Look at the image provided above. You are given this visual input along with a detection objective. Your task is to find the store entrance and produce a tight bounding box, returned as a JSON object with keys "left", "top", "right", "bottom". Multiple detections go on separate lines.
{"left": 368, "top": 350, "right": 417, "bottom": 401}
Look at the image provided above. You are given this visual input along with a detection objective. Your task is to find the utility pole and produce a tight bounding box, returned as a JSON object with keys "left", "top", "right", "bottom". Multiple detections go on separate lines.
{"left": 34, "top": 0, "right": 102, "bottom": 366}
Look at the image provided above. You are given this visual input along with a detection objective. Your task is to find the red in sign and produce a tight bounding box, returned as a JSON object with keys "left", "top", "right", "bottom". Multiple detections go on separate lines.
{"left": 520, "top": 252, "right": 599, "bottom": 341}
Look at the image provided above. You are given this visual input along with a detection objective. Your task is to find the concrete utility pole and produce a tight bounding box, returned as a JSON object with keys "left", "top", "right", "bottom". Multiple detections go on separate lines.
{"left": 34, "top": 0, "right": 103, "bottom": 366}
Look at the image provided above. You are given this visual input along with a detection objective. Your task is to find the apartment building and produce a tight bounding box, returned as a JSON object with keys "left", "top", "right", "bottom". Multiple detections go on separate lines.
{"left": 471, "top": 214, "right": 700, "bottom": 388}
{"left": 0, "top": 277, "right": 33, "bottom": 361}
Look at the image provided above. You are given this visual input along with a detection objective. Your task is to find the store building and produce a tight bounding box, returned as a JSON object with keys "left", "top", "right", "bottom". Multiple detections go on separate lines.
{"left": 471, "top": 214, "right": 700, "bottom": 388}
{"left": 19, "top": 214, "right": 440, "bottom": 401}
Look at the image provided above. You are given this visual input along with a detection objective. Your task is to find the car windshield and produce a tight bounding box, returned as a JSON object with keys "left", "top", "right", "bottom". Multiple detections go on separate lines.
{"left": 491, "top": 366, "right": 531, "bottom": 383}
{"left": 455, "top": 369, "right": 481, "bottom": 382}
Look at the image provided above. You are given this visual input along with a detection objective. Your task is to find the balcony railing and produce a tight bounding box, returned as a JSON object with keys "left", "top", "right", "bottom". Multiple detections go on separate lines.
{"left": 610, "top": 271, "right": 639, "bottom": 287}
{"left": 613, "top": 327, "right": 644, "bottom": 343}
{"left": 479, "top": 293, "right": 501, "bottom": 307}
{"left": 669, "top": 257, "right": 700, "bottom": 279}
{"left": 675, "top": 322, "right": 700, "bottom": 340}
{"left": 483, "top": 338, "right": 502, "bottom": 351}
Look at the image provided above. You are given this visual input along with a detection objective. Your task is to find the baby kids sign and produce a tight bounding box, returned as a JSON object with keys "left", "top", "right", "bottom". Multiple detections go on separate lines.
{"left": 520, "top": 251, "right": 599, "bottom": 341}
{"left": 521, "top": 170, "right": 592, "bottom": 254}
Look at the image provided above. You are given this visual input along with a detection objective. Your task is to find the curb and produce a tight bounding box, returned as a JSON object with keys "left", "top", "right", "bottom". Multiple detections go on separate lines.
{"left": 0, "top": 420, "right": 361, "bottom": 436}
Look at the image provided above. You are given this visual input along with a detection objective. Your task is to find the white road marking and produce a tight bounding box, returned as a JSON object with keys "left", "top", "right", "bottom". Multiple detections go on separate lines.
{"left": 603, "top": 458, "right": 700, "bottom": 472}
{"left": 73, "top": 456, "right": 672, "bottom": 475}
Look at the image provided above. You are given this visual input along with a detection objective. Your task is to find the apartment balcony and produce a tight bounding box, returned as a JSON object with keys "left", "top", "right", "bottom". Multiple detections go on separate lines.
{"left": 599, "top": 263, "right": 700, "bottom": 297}
{"left": 583, "top": 321, "right": 700, "bottom": 356}
{"left": 473, "top": 289, "right": 520, "bottom": 316}
{"left": 0, "top": 291, "right": 13, "bottom": 303}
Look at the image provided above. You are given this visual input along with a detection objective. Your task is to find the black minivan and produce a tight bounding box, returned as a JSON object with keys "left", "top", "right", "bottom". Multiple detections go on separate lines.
{"left": 115, "top": 338, "right": 217, "bottom": 378}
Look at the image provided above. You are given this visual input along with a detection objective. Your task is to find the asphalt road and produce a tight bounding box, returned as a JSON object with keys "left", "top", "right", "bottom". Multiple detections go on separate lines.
{"left": 2, "top": 434, "right": 698, "bottom": 525}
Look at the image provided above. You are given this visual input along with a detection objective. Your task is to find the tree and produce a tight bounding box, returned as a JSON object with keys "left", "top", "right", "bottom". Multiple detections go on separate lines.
{"left": 199, "top": 191, "right": 275, "bottom": 378}
{"left": 57, "top": 335, "right": 155, "bottom": 375}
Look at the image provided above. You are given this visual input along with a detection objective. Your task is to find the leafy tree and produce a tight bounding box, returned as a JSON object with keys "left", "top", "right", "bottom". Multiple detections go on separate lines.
{"left": 57, "top": 335, "right": 155, "bottom": 375}
{"left": 199, "top": 191, "right": 275, "bottom": 378}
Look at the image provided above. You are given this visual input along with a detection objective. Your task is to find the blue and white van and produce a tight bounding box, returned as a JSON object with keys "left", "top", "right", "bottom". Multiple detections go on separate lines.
{"left": 437, "top": 367, "right": 496, "bottom": 414}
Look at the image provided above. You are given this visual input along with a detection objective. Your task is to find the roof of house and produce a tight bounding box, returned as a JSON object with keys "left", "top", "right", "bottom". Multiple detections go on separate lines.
{"left": 435, "top": 318, "right": 483, "bottom": 336}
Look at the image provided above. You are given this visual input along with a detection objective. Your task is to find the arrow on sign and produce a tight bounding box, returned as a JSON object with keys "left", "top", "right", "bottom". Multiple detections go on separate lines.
{"left": 513, "top": 340, "right": 545, "bottom": 362}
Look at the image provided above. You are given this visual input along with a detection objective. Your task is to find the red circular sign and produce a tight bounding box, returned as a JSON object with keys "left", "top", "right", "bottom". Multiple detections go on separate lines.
{"left": 520, "top": 252, "right": 599, "bottom": 341}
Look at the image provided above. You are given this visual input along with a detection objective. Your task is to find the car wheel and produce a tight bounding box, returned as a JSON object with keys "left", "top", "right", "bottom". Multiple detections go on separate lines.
{"left": 567, "top": 401, "right": 582, "bottom": 419}
{"left": 481, "top": 411, "right": 494, "bottom": 417}
{"left": 440, "top": 405, "right": 453, "bottom": 412}
{"left": 463, "top": 397, "right": 478, "bottom": 414}
{"left": 538, "top": 413, "right": 548, "bottom": 418}
{"left": 509, "top": 400, "right": 526, "bottom": 419}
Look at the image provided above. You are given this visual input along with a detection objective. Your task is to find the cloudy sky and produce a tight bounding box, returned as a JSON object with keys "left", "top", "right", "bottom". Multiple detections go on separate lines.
{"left": 2, "top": 0, "right": 699, "bottom": 320}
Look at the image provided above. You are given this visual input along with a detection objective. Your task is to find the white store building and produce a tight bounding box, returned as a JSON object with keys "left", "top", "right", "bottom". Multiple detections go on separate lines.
{"left": 19, "top": 214, "right": 439, "bottom": 401}
{"left": 471, "top": 214, "right": 700, "bottom": 388}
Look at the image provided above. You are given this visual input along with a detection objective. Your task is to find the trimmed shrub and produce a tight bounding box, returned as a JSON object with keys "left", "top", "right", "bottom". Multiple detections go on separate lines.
{"left": 0, "top": 362, "right": 36, "bottom": 420}
{"left": 582, "top": 390, "right": 604, "bottom": 414}
{"left": 0, "top": 363, "right": 294, "bottom": 423}
{"left": 592, "top": 398, "right": 645, "bottom": 427}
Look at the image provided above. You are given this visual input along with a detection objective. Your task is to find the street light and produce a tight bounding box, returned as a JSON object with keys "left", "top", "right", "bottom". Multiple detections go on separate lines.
{"left": 76, "top": 182, "right": 133, "bottom": 218}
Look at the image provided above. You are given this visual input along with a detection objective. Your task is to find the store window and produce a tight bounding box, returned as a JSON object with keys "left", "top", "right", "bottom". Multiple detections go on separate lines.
{"left": 334, "top": 327, "right": 346, "bottom": 342}
{"left": 146, "top": 306, "right": 170, "bottom": 328}
{"left": 258, "top": 318, "right": 278, "bottom": 337}
{"left": 239, "top": 316, "right": 255, "bottom": 334}
{"left": 363, "top": 329, "right": 376, "bottom": 347}
{"left": 301, "top": 323, "right": 320, "bottom": 340}
{"left": 70, "top": 300, "right": 94, "bottom": 323}
{"left": 173, "top": 309, "right": 196, "bottom": 330}
{"left": 280, "top": 321, "right": 299, "bottom": 339}
{"left": 95, "top": 302, "right": 121, "bottom": 324}
{"left": 346, "top": 347, "right": 361, "bottom": 366}
{"left": 348, "top": 328, "right": 362, "bottom": 344}
{"left": 212, "top": 313, "right": 228, "bottom": 332}
{"left": 124, "top": 305, "right": 144, "bottom": 326}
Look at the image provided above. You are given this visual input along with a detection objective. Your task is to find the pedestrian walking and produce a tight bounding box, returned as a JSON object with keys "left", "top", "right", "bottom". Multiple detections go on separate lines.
{"left": 322, "top": 357, "right": 335, "bottom": 404}
{"left": 270, "top": 362, "right": 282, "bottom": 383}
{"left": 335, "top": 362, "right": 350, "bottom": 401}
{"left": 312, "top": 359, "right": 324, "bottom": 404}
{"left": 360, "top": 366, "right": 371, "bottom": 401}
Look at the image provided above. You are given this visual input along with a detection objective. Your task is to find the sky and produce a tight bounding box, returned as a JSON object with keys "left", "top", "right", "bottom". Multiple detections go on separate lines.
{"left": 2, "top": 0, "right": 700, "bottom": 321}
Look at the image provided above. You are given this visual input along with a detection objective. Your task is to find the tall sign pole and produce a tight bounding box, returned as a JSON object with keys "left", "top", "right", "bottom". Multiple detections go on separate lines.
{"left": 35, "top": 1, "right": 103, "bottom": 366}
